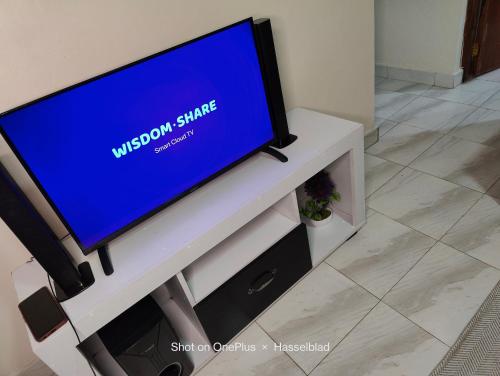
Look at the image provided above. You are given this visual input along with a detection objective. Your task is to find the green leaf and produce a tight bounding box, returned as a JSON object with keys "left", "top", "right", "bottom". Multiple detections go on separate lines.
{"left": 331, "top": 191, "right": 341, "bottom": 202}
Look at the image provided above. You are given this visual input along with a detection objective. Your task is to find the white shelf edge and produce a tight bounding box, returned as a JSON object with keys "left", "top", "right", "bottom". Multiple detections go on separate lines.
{"left": 307, "top": 214, "right": 356, "bottom": 266}
{"left": 184, "top": 207, "right": 299, "bottom": 303}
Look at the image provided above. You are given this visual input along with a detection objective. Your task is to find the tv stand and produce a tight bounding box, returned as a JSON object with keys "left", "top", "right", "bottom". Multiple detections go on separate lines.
{"left": 261, "top": 146, "right": 288, "bottom": 162}
{"left": 97, "top": 245, "right": 113, "bottom": 276}
{"left": 10, "top": 108, "right": 365, "bottom": 375}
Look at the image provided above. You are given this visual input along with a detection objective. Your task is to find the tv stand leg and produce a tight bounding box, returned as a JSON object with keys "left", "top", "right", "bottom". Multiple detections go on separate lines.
{"left": 98, "top": 245, "right": 114, "bottom": 276}
{"left": 262, "top": 146, "right": 288, "bottom": 163}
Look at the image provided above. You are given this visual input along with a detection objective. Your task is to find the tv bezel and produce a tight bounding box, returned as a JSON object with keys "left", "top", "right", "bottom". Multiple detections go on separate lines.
{"left": 0, "top": 17, "right": 276, "bottom": 255}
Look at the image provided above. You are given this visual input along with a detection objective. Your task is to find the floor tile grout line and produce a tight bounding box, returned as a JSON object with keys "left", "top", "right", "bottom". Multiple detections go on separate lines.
{"left": 436, "top": 192, "right": 485, "bottom": 244}
{"left": 374, "top": 82, "right": 500, "bottom": 142}
{"left": 364, "top": 163, "right": 405, "bottom": 200}
{"left": 254, "top": 322, "right": 308, "bottom": 376}
{"left": 326, "top": 204, "right": 500, "bottom": 351}
{"left": 368, "top": 200, "right": 500, "bottom": 273}
{"left": 304, "top": 298, "right": 384, "bottom": 376}
{"left": 403, "top": 132, "right": 447, "bottom": 167}
{"left": 327, "top": 241, "right": 450, "bottom": 351}
{"left": 377, "top": 78, "right": 500, "bottom": 109}
{"left": 259, "top": 259, "right": 386, "bottom": 375}
{"left": 409, "top": 152, "right": 500, "bottom": 195}
{"left": 374, "top": 88, "right": 500, "bottom": 145}
{"left": 366, "top": 150, "right": 496, "bottom": 197}
{"left": 439, "top": 238, "right": 500, "bottom": 272}
{"left": 366, "top": 206, "right": 443, "bottom": 242}
{"left": 366, "top": 201, "right": 500, "bottom": 349}
{"left": 381, "top": 298, "right": 453, "bottom": 349}
{"left": 377, "top": 242, "right": 437, "bottom": 302}
{"left": 376, "top": 90, "right": 421, "bottom": 121}
{"left": 476, "top": 85, "right": 500, "bottom": 107}
{"left": 487, "top": 175, "right": 500, "bottom": 197}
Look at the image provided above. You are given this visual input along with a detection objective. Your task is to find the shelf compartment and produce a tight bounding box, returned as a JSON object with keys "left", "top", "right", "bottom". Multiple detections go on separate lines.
{"left": 307, "top": 214, "right": 355, "bottom": 266}
{"left": 296, "top": 150, "right": 358, "bottom": 266}
{"left": 183, "top": 193, "right": 300, "bottom": 304}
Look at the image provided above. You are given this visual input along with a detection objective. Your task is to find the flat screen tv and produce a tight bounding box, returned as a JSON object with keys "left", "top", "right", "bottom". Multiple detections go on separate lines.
{"left": 0, "top": 18, "right": 275, "bottom": 254}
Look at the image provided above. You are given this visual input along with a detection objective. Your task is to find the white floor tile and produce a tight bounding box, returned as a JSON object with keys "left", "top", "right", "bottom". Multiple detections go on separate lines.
{"left": 383, "top": 243, "right": 500, "bottom": 346}
{"left": 478, "top": 68, "right": 500, "bottom": 83}
{"left": 389, "top": 97, "right": 476, "bottom": 133}
{"left": 449, "top": 108, "right": 500, "bottom": 149}
{"left": 482, "top": 90, "right": 500, "bottom": 111}
{"left": 310, "top": 303, "right": 448, "bottom": 376}
{"left": 375, "top": 90, "right": 417, "bottom": 119}
{"left": 375, "top": 118, "right": 398, "bottom": 136}
{"left": 196, "top": 324, "right": 305, "bottom": 376}
{"left": 410, "top": 135, "right": 500, "bottom": 192}
{"left": 423, "top": 79, "right": 500, "bottom": 106}
{"left": 326, "top": 211, "right": 435, "bottom": 298}
{"left": 442, "top": 195, "right": 500, "bottom": 269}
{"left": 364, "top": 154, "right": 403, "bottom": 197}
{"left": 376, "top": 79, "right": 431, "bottom": 95}
{"left": 366, "top": 124, "right": 443, "bottom": 165}
{"left": 367, "top": 168, "right": 482, "bottom": 239}
{"left": 257, "top": 263, "right": 378, "bottom": 374}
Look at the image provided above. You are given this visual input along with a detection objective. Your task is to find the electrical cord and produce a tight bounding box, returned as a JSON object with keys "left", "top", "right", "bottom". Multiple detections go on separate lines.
{"left": 47, "top": 273, "right": 97, "bottom": 376}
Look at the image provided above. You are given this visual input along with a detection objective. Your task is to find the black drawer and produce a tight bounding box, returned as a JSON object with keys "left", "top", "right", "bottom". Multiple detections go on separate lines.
{"left": 194, "top": 223, "right": 312, "bottom": 345}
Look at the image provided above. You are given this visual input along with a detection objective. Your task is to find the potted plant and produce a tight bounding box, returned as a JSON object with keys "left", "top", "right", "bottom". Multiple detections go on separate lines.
{"left": 300, "top": 170, "right": 340, "bottom": 227}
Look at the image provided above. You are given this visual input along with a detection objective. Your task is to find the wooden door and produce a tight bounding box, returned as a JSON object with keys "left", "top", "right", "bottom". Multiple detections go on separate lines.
{"left": 462, "top": 0, "right": 500, "bottom": 81}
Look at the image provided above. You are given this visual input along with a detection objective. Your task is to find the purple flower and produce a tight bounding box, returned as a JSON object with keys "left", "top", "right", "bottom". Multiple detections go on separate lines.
{"left": 304, "top": 170, "right": 335, "bottom": 201}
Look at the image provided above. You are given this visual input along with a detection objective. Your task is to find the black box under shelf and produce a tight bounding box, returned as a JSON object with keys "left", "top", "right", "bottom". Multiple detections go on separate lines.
{"left": 98, "top": 295, "right": 193, "bottom": 376}
{"left": 194, "top": 223, "right": 312, "bottom": 346}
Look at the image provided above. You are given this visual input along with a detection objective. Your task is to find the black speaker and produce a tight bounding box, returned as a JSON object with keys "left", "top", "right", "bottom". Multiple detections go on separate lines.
{"left": 99, "top": 296, "right": 194, "bottom": 376}
{"left": 254, "top": 18, "right": 297, "bottom": 149}
{"left": 0, "top": 163, "right": 88, "bottom": 298}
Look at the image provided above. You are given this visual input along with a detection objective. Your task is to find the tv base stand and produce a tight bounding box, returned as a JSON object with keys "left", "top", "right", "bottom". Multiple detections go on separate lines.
{"left": 98, "top": 245, "right": 114, "bottom": 276}
{"left": 261, "top": 146, "right": 288, "bottom": 162}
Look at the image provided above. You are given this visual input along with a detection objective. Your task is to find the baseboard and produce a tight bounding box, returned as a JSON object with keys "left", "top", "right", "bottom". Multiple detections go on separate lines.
{"left": 376, "top": 64, "right": 463, "bottom": 88}
{"left": 364, "top": 127, "right": 379, "bottom": 149}
{"left": 435, "top": 69, "right": 463, "bottom": 88}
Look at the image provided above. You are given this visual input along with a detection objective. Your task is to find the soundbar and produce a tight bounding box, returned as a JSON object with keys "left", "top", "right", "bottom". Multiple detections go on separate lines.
{"left": 0, "top": 163, "right": 92, "bottom": 299}
{"left": 254, "top": 18, "right": 297, "bottom": 149}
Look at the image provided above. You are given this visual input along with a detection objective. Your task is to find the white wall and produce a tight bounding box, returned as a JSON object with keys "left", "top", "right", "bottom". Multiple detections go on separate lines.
{"left": 0, "top": 1, "right": 374, "bottom": 374}
{"left": 375, "top": 0, "right": 468, "bottom": 75}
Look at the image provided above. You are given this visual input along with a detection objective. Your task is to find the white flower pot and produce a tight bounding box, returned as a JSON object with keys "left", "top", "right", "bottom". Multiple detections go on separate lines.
{"left": 302, "top": 209, "right": 333, "bottom": 227}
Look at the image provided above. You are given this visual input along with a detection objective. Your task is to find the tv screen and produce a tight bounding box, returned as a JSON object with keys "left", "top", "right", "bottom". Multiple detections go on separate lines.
{"left": 0, "top": 18, "right": 274, "bottom": 254}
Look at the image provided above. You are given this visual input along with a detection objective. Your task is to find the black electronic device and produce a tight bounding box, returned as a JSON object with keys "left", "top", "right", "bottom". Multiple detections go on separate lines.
{"left": 18, "top": 287, "right": 68, "bottom": 342}
{"left": 254, "top": 18, "right": 297, "bottom": 149}
{"left": 97, "top": 245, "right": 114, "bottom": 276}
{"left": 0, "top": 19, "right": 275, "bottom": 256}
{"left": 262, "top": 146, "right": 288, "bottom": 162}
{"left": 0, "top": 163, "right": 93, "bottom": 298}
{"left": 195, "top": 223, "right": 311, "bottom": 345}
{"left": 98, "top": 295, "right": 194, "bottom": 375}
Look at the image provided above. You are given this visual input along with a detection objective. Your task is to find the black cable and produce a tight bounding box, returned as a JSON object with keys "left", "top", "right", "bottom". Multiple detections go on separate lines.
{"left": 47, "top": 273, "right": 97, "bottom": 376}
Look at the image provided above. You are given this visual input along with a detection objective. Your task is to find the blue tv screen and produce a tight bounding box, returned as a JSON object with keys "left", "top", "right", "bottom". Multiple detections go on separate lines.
{"left": 0, "top": 19, "right": 275, "bottom": 253}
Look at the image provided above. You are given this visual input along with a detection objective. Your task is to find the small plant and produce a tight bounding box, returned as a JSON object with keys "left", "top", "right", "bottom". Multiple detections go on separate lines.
{"left": 300, "top": 170, "right": 340, "bottom": 221}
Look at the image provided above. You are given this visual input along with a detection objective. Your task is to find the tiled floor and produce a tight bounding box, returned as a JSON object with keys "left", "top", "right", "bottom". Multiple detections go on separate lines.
{"left": 195, "top": 71, "right": 500, "bottom": 376}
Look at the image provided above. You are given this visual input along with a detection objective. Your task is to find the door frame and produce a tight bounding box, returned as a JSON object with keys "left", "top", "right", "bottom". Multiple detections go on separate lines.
{"left": 461, "top": 0, "right": 484, "bottom": 81}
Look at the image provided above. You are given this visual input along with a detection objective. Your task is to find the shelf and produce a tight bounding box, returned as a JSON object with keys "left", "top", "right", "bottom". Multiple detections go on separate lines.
{"left": 13, "top": 108, "right": 365, "bottom": 342}
{"left": 307, "top": 213, "right": 356, "bottom": 266}
{"left": 11, "top": 108, "right": 366, "bottom": 376}
{"left": 183, "top": 206, "right": 298, "bottom": 303}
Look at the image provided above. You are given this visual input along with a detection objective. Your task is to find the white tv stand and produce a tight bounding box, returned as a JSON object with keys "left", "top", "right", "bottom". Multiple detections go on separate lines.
{"left": 11, "top": 108, "right": 365, "bottom": 375}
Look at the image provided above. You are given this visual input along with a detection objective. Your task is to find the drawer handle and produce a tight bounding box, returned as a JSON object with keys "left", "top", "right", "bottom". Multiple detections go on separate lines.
{"left": 248, "top": 268, "right": 277, "bottom": 295}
